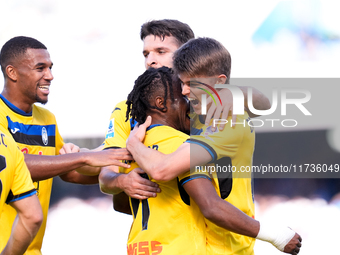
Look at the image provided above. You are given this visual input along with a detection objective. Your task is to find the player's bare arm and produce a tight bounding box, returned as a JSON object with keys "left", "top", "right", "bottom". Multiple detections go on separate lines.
{"left": 59, "top": 171, "right": 100, "bottom": 184}
{"left": 25, "top": 148, "right": 132, "bottom": 182}
{"left": 183, "top": 177, "right": 302, "bottom": 254}
{"left": 183, "top": 177, "right": 259, "bottom": 237}
{"left": 1, "top": 195, "right": 43, "bottom": 255}
{"left": 99, "top": 166, "right": 160, "bottom": 200}
{"left": 99, "top": 166, "right": 158, "bottom": 214}
{"left": 126, "top": 116, "right": 212, "bottom": 181}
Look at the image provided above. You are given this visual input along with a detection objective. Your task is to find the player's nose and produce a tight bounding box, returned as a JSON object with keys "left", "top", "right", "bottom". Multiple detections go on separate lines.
{"left": 181, "top": 84, "right": 190, "bottom": 96}
{"left": 146, "top": 52, "right": 159, "bottom": 69}
{"left": 44, "top": 68, "right": 54, "bottom": 81}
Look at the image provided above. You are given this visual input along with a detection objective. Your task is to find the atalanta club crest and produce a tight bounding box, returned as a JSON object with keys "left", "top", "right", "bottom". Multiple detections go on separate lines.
{"left": 42, "top": 127, "right": 48, "bottom": 145}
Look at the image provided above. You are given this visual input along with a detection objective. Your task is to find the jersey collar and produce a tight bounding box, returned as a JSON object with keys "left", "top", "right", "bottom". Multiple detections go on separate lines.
{"left": 0, "top": 94, "right": 33, "bottom": 116}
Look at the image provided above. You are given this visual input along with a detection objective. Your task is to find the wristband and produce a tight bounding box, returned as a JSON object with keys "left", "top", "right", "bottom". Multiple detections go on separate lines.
{"left": 256, "top": 222, "right": 295, "bottom": 251}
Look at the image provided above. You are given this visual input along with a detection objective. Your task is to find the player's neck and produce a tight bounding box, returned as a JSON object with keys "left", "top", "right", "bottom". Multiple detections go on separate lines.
{"left": 150, "top": 114, "right": 176, "bottom": 129}
{"left": 1, "top": 89, "right": 33, "bottom": 113}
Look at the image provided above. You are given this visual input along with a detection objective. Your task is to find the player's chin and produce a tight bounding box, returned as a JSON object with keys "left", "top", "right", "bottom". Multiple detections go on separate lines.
{"left": 36, "top": 96, "right": 48, "bottom": 105}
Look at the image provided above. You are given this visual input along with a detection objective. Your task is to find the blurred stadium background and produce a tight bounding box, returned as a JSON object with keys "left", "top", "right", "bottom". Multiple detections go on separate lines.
{"left": 1, "top": 0, "right": 339, "bottom": 254}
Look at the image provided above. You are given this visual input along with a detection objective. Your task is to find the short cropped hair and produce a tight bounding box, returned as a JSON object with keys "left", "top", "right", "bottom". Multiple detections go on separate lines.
{"left": 140, "top": 19, "right": 195, "bottom": 47}
{"left": 173, "top": 37, "right": 231, "bottom": 83}
{"left": 0, "top": 36, "right": 47, "bottom": 75}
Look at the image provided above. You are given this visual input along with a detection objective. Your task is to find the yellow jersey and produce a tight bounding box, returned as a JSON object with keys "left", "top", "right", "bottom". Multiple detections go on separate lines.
{"left": 121, "top": 124, "right": 208, "bottom": 255}
{"left": 0, "top": 95, "right": 64, "bottom": 255}
{"left": 103, "top": 100, "right": 135, "bottom": 150}
{"left": 0, "top": 126, "right": 36, "bottom": 215}
{"left": 189, "top": 113, "right": 256, "bottom": 255}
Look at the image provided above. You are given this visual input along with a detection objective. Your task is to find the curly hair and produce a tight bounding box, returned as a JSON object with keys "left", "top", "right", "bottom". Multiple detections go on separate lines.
{"left": 126, "top": 67, "right": 175, "bottom": 124}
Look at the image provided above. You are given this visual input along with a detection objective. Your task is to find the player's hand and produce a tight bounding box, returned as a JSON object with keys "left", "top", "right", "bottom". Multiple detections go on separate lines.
{"left": 84, "top": 148, "right": 133, "bottom": 168}
{"left": 59, "top": 143, "right": 80, "bottom": 154}
{"left": 127, "top": 116, "right": 152, "bottom": 145}
{"left": 205, "top": 88, "right": 236, "bottom": 131}
{"left": 283, "top": 233, "right": 302, "bottom": 254}
{"left": 119, "top": 168, "right": 161, "bottom": 200}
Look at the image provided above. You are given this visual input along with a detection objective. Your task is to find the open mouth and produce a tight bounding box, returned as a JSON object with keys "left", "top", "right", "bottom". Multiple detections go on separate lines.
{"left": 38, "top": 85, "right": 50, "bottom": 91}
{"left": 188, "top": 97, "right": 199, "bottom": 106}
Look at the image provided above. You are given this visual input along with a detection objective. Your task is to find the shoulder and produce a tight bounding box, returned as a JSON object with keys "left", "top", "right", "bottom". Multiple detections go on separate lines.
{"left": 147, "top": 125, "right": 189, "bottom": 143}
{"left": 112, "top": 100, "right": 128, "bottom": 113}
{"left": 33, "top": 104, "right": 55, "bottom": 116}
{"left": 32, "top": 105, "right": 57, "bottom": 122}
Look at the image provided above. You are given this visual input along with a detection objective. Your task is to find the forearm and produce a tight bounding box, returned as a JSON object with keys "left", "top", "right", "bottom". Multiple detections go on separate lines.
{"left": 59, "top": 171, "right": 99, "bottom": 184}
{"left": 75, "top": 165, "right": 101, "bottom": 176}
{"left": 99, "top": 167, "right": 124, "bottom": 195}
{"left": 204, "top": 196, "right": 259, "bottom": 238}
{"left": 25, "top": 153, "right": 90, "bottom": 182}
{"left": 3, "top": 196, "right": 43, "bottom": 255}
{"left": 240, "top": 86, "right": 271, "bottom": 118}
{"left": 184, "top": 178, "right": 259, "bottom": 238}
{"left": 1, "top": 216, "right": 40, "bottom": 255}
{"left": 126, "top": 137, "right": 164, "bottom": 176}
{"left": 127, "top": 137, "right": 189, "bottom": 181}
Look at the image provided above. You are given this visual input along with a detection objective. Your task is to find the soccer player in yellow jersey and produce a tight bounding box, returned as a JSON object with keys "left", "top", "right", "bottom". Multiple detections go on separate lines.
{"left": 101, "top": 19, "right": 271, "bottom": 201}
{"left": 0, "top": 36, "right": 132, "bottom": 254}
{"left": 126, "top": 38, "right": 302, "bottom": 255}
{"left": 100, "top": 67, "right": 210, "bottom": 255}
{"left": 0, "top": 125, "right": 43, "bottom": 255}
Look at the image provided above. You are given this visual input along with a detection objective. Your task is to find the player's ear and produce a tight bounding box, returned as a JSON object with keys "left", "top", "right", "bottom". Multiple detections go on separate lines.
{"left": 216, "top": 74, "right": 227, "bottom": 84}
{"left": 155, "top": 96, "right": 166, "bottom": 112}
{"left": 6, "top": 65, "right": 18, "bottom": 81}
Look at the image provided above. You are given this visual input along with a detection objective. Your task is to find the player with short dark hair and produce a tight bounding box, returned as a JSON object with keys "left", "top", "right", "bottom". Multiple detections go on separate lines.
{"left": 0, "top": 36, "right": 132, "bottom": 254}
{"left": 0, "top": 36, "right": 47, "bottom": 75}
{"left": 140, "top": 19, "right": 195, "bottom": 47}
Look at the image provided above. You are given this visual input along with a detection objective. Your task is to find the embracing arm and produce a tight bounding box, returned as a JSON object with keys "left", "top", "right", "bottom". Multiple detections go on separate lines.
{"left": 184, "top": 178, "right": 259, "bottom": 237}
{"left": 127, "top": 137, "right": 192, "bottom": 181}
{"left": 184, "top": 178, "right": 302, "bottom": 254}
{"left": 127, "top": 119, "right": 214, "bottom": 181}
{"left": 99, "top": 166, "right": 160, "bottom": 200}
{"left": 99, "top": 166, "right": 160, "bottom": 214}
{"left": 1, "top": 195, "right": 43, "bottom": 255}
{"left": 126, "top": 116, "right": 212, "bottom": 181}
{"left": 25, "top": 148, "right": 132, "bottom": 182}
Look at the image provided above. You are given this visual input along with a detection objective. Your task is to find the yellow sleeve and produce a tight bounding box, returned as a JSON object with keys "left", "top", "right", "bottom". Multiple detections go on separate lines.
{"left": 6, "top": 135, "right": 36, "bottom": 203}
{"left": 103, "top": 100, "right": 132, "bottom": 149}
{"left": 178, "top": 170, "right": 212, "bottom": 186}
{"left": 54, "top": 119, "right": 64, "bottom": 155}
{"left": 189, "top": 114, "right": 252, "bottom": 161}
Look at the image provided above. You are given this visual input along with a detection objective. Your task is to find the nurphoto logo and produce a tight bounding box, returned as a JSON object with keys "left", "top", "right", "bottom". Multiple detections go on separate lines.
{"left": 195, "top": 82, "right": 312, "bottom": 129}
